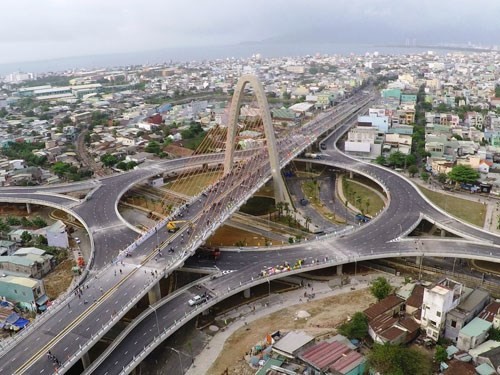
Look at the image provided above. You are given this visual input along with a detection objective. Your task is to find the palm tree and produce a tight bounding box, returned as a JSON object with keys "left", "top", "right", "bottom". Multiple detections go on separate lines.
{"left": 344, "top": 199, "right": 349, "bottom": 225}
{"left": 304, "top": 216, "right": 311, "bottom": 232}
{"left": 275, "top": 202, "right": 284, "bottom": 219}
{"left": 283, "top": 202, "right": 290, "bottom": 217}
{"left": 355, "top": 195, "right": 362, "bottom": 209}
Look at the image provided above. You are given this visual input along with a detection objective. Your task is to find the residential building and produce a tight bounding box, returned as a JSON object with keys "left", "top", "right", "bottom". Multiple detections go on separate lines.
{"left": 457, "top": 317, "right": 492, "bottom": 351}
{"left": 0, "top": 240, "right": 16, "bottom": 256}
{"left": 0, "top": 275, "right": 45, "bottom": 311}
{"left": 444, "top": 288, "right": 490, "bottom": 342}
{"left": 476, "top": 346, "right": 500, "bottom": 374}
{"left": 272, "top": 331, "right": 315, "bottom": 359}
{"left": 42, "top": 221, "right": 69, "bottom": 248}
{"left": 421, "top": 278, "right": 464, "bottom": 340}
{"left": 299, "top": 340, "right": 366, "bottom": 375}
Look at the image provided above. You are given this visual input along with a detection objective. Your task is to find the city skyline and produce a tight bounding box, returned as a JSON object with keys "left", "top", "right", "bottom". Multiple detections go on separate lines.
{"left": 1, "top": 0, "right": 500, "bottom": 65}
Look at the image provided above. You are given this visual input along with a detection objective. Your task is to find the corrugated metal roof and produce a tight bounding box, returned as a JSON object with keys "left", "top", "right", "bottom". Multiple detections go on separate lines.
{"left": 273, "top": 331, "right": 314, "bottom": 356}
{"left": 364, "top": 295, "right": 404, "bottom": 321}
{"left": 460, "top": 317, "right": 492, "bottom": 337}
{"left": 301, "top": 341, "right": 349, "bottom": 369}
{"left": 0, "top": 276, "right": 38, "bottom": 288}
{"left": 478, "top": 301, "right": 500, "bottom": 322}
{"left": 330, "top": 350, "right": 364, "bottom": 373}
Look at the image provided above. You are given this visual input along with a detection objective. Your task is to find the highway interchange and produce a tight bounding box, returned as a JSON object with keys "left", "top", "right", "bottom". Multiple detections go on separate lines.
{"left": 1, "top": 88, "right": 500, "bottom": 374}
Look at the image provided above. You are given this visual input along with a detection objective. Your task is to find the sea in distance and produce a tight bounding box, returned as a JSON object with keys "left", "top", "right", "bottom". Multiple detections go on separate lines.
{"left": 0, "top": 42, "right": 449, "bottom": 76}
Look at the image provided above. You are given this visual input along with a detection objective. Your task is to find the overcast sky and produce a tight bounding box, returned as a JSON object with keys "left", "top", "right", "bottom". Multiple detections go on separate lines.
{"left": 1, "top": 0, "right": 500, "bottom": 64}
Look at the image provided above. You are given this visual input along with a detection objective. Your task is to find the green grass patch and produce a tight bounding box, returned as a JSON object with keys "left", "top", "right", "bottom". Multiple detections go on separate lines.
{"left": 240, "top": 196, "right": 276, "bottom": 216}
{"left": 419, "top": 186, "right": 486, "bottom": 227}
{"left": 302, "top": 180, "right": 321, "bottom": 204}
{"left": 343, "top": 177, "right": 385, "bottom": 216}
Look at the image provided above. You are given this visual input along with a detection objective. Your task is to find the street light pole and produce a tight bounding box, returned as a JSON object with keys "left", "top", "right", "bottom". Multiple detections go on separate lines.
{"left": 267, "top": 277, "right": 271, "bottom": 302}
{"left": 169, "top": 347, "right": 183, "bottom": 372}
{"left": 149, "top": 306, "right": 160, "bottom": 336}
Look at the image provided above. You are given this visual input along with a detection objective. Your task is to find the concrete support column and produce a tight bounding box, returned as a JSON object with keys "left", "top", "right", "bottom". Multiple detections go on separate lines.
{"left": 416, "top": 256, "right": 423, "bottom": 267}
{"left": 243, "top": 288, "right": 251, "bottom": 299}
{"left": 81, "top": 352, "right": 91, "bottom": 369}
{"left": 349, "top": 171, "right": 354, "bottom": 179}
{"left": 148, "top": 281, "right": 161, "bottom": 305}
{"left": 26, "top": 203, "right": 31, "bottom": 214}
{"left": 337, "top": 264, "right": 343, "bottom": 276}
{"left": 441, "top": 229, "right": 446, "bottom": 237}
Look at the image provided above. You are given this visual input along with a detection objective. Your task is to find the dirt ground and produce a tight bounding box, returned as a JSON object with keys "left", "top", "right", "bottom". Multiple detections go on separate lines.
{"left": 207, "top": 226, "right": 274, "bottom": 247}
{"left": 207, "top": 288, "right": 376, "bottom": 375}
{"left": 44, "top": 259, "right": 75, "bottom": 299}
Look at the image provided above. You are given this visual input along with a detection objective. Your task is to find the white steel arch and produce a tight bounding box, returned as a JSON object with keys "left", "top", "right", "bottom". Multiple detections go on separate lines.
{"left": 223, "top": 74, "right": 291, "bottom": 204}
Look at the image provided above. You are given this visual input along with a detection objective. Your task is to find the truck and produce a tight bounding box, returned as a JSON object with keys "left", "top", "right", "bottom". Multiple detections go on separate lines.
{"left": 304, "top": 153, "right": 321, "bottom": 159}
{"left": 196, "top": 246, "right": 221, "bottom": 261}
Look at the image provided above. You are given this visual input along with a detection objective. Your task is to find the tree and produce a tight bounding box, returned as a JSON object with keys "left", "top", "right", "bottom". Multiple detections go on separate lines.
{"left": 100, "top": 153, "right": 118, "bottom": 167}
{"left": 408, "top": 165, "right": 419, "bottom": 177}
{"left": 370, "top": 277, "right": 392, "bottom": 301}
{"left": 447, "top": 164, "right": 480, "bottom": 185}
{"left": 32, "top": 216, "right": 47, "bottom": 228}
{"left": 20, "top": 217, "right": 32, "bottom": 228}
{"left": 387, "top": 151, "right": 406, "bottom": 168}
{"left": 374, "top": 155, "right": 387, "bottom": 165}
{"left": 368, "top": 343, "right": 431, "bottom": 375}
{"left": 437, "top": 173, "right": 448, "bottom": 184}
{"left": 52, "top": 161, "right": 71, "bottom": 177}
{"left": 0, "top": 219, "right": 10, "bottom": 236}
{"left": 20, "top": 231, "right": 32, "bottom": 245}
{"left": 489, "top": 327, "right": 500, "bottom": 341}
{"left": 405, "top": 154, "right": 416, "bottom": 166}
{"left": 304, "top": 216, "right": 311, "bottom": 231}
{"left": 337, "top": 312, "right": 368, "bottom": 340}
{"left": 6, "top": 216, "right": 21, "bottom": 226}
{"left": 435, "top": 345, "right": 448, "bottom": 363}
{"left": 145, "top": 141, "right": 161, "bottom": 154}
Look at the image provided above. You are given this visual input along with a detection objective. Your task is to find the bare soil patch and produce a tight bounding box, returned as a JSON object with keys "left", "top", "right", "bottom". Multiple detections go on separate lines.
{"left": 44, "top": 259, "right": 75, "bottom": 299}
{"left": 207, "top": 288, "right": 376, "bottom": 375}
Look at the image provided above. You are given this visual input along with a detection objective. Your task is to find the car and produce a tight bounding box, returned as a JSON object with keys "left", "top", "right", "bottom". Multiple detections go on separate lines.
{"left": 355, "top": 214, "right": 371, "bottom": 223}
{"left": 188, "top": 295, "right": 206, "bottom": 306}
{"left": 74, "top": 237, "right": 81, "bottom": 244}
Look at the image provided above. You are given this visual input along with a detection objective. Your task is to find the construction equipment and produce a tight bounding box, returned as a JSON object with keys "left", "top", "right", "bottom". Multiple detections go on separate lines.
{"left": 166, "top": 220, "right": 188, "bottom": 233}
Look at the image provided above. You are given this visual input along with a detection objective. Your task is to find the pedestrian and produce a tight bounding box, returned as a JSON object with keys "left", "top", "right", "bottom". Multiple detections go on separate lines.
{"left": 67, "top": 302, "right": 70, "bottom": 309}
{"left": 114, "top": 270, "right": 117, "bottom": 276}
{"left": 119, "top": 269, "right": 122, "bottom": 274}
{"left": 47, "top": 351, "right": 52, "bottom": 359}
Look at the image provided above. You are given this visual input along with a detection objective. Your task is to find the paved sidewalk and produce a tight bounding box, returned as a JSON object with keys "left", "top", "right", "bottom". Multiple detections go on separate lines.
{"left": 185, "top": 273, "right": 404, "bottom": 375}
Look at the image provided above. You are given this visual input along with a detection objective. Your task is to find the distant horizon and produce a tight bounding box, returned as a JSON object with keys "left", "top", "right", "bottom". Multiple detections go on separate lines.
{"left": 0, "top": 40, "right": 479, "bottom": 77}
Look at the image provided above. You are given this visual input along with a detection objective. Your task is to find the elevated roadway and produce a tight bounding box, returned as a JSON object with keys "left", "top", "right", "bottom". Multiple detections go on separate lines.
{"left": 0, "top": 91, "right": 373, "bottom": 374}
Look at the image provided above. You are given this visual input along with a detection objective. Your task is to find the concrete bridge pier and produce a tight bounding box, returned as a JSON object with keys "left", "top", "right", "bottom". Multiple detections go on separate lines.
{"left": 26, "top": 203, "right": 31, "bottom": 214}
{"left": 148, "top": 282, "right": 161, "bottom": 304}
{"left": 337, "top": 264, "right": 343, "bottom": 275}
{"left": 81, "top": 352, "right": 91, "bottom": 369}
{"left": 243, "top": 288, "right": 251, "bottom": 299}
{"left": 415, "top": 256, "right": 423, "bottom": 267}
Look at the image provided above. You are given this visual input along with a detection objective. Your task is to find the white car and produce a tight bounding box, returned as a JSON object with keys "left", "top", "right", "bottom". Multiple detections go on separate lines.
{"left": 188, "top": 295, "right": 205, "bottom": 306}
{"left": 74, "top": 237, "right": 81, "bottom": 244}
